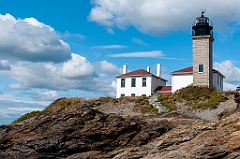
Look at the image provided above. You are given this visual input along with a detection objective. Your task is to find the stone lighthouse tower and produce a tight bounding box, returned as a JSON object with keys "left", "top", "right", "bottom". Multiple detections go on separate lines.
{"left": 192, "top": 11, "right": 214, "bottom": 87}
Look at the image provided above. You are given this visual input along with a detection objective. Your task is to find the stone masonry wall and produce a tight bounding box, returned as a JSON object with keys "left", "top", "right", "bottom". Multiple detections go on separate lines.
{"left": 192, "top": 35, "right": 214, "bottom": 87}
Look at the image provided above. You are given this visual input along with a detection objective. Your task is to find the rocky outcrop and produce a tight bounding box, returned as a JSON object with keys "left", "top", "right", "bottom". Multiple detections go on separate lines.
{"left": 0, "top": 103, "right": 172, "bottom": 159}
{"left": 1, "top": 98, "right": 240, "bottom": 159}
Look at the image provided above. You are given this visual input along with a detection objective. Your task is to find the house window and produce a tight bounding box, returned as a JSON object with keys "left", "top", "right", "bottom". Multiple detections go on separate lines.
{"left": 131, "top": 78, "right": 136, "bottom": 87}
{"left": 121, "top": 78, "right": 125, "bottom": 87}
{"left": 142, "top": 77, "right": 146, "bottom": 87}
{"left": 142, "top": 94, "right": 146, "bottom": 97}
{"left": 121, "top": 94, "right": 125, "bottom": 97}
{"left": 198, "top": 64, "right": 204, "bottom": 73}
{"left": 217, "top": 76, "right": 219, "bottom": 85}
{"left": 131, "top": 93, "right": 135, "bottom": 97}
{"left": 220, "top": 78, "right": 223, "bottom": 87}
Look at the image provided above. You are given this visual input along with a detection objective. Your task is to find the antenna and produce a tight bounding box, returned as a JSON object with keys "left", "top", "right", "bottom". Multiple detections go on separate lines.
{"left": 201, "top": 9, "right": 206, "bottom": 17}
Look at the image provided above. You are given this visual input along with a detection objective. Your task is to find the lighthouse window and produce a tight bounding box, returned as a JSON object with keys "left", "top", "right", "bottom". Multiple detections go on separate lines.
{"left": 198, "top": 64, "right": 204, "bottom": 73}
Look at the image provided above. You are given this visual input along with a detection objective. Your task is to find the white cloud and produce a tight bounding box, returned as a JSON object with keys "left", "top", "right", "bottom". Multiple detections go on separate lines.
{"left": 0, "top": 100, "right": 45, "bottom": 125}
{"left": 56, "top": 53, "right": 95, "bottom": 79}
{"left": 89, "top": 5, "right": 115, "bottom": 26}
{"left": 214, "top": 60, "right": 240, "bottom": 83}
{"left": 108, "top": 50, "right": 164, "bottom": 58}
{"left": 98, "top": 60, "right": 121, "bottom": 75}
{"left": 0, "top": 60, "right": 10, "bottom": 70}
{"left": 36, "top": 90, "right": 59, "bottom": 101}
{"left": 132, "top": 37, "right": 148, "bottom": 46}
{"left": 106, "top": 28, "right": 114, "bottom": 34}
{"left": 0, "top": 53, "right": 116, "bottom": 96}
{"left": 0, "top": 54, "right": 96, "bottom": 90}
{"left": 0, "top": 13, "right": 71, "bottom": 63}
{"left": 94, "top": 45, "right": 127, "bottom": 49}
{"left": 223, "top": 82, "right": 237, "bottom": 91}
{"left": 61, "top": 31, "right": 85, "bottom": 40}
{"left": 89, "top": 0, "right": 240, "bottom": 35}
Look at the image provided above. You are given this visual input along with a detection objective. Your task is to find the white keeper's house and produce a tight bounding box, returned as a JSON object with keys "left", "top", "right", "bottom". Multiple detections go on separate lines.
{"left": 171, "top": 66, "right": 224, "bottom": 92}
{"left": 115, "top": 11, "right": 224, "bottom": 98}
{"left": 116, "top": 64, "right": 171, "bottom": 98}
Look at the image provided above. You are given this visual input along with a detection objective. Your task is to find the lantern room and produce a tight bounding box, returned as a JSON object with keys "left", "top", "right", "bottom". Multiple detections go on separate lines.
{"left": 192, "top": 11, "right": 213, "bottom": 37}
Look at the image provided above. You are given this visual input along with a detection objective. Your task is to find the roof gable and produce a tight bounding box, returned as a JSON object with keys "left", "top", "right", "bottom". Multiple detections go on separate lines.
{"left": 120, "top": 69, "right": 151, "bottom": 76}
{"left": 171, "top": 66, "right": 225, "bottom": 78}
{"left": 171, "top": 66, "right": 193, "bottom": 74}
{"left": 116, "top": 69, "right": 168, "bottom": 81}
{"left": 155, "top": 86, "right": 172, "bottom": 94}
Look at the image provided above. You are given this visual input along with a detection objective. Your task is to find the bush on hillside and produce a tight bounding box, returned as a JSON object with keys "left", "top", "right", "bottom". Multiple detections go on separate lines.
{"left": 158, "top": 85, "right": 228, "bottom": 110}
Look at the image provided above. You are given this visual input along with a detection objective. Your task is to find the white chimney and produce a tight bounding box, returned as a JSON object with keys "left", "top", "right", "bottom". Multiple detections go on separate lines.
{"left": 156, "top": 64, "right": 161, "bottom": 77}
{"left": 147, "top": 66, "right": 150, "bottom": 72}
{"left": 123, "top": 64, "right": 128, "bottom": 74}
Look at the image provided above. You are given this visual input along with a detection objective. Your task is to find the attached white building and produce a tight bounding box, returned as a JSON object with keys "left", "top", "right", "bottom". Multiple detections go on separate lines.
{"left": 116, "top": 64, "right": 170, "bottom": 98}
{"left": 171, "top": 66, "right": 224, "bottom": 92}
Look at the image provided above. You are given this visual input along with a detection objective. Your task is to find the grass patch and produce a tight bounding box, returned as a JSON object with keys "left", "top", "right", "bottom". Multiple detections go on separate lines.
{"left": 43, "top": 97, "right": 84, "bottom": 113}
{"left": 11, "top": 97, "right": 84, "bottom": 125}
{"left": 157, "top": 85, "right": 229, "bottom": 111}
{"left": 11, "top": 110, "right": 42, "bottom": 125}
{"left": 141, "top": 104, "right": 158, "bottom": 114}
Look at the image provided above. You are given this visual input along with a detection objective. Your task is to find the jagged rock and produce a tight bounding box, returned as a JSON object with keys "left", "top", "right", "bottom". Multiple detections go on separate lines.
{"left": 1, "top": 98, "right": 240, "bottom": 159}
{"left": 0, "top": 103, "right": 172, "bottom": 159}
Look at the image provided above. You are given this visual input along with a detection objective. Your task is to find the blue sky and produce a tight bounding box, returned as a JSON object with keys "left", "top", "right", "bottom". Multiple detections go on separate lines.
{"left": 1, "top": 0, "right": 240, "bottom": 125}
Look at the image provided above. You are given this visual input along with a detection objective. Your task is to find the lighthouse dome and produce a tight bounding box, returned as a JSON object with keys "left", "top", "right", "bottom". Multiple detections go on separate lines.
{"left": 192, "top": 11, "right": 213, "bottom": 36}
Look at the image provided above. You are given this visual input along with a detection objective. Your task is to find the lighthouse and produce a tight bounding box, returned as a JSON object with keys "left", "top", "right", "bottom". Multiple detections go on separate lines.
{"left": 192, "top": 10, "right": 214, "bottom": 87}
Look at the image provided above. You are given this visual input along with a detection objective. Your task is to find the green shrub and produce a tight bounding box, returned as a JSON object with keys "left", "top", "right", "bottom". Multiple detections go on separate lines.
{"left": 141, "top": 104, "right": 158, "bottom": 114}
{"left": 157, "top": 94, "right": 177, "bottom": 111}
{"left": 157, "top": 86, "right": 229, "bottom": 111}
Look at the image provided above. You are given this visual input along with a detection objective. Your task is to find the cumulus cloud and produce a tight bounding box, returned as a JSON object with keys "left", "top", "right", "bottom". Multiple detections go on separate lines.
{"left": 97, "top": 60, "right": 121, "bottom": 75}
{"left": 0, "top": 100, "right": 45, "bottom": 125}
{"left": 214, "top": 60, "right": 240, "bottom": 83}
{"left": 36, "top": 90, "right": 59, "bottom": 101}
{"left": 55, "top": 53, "right": 95, "bottom": 79}
{"left": 0, "top": 60, "right": 11, "bottom": 70}
{"left": 0, "top": 13, "right": 71, "bottom": 63}
{"left": 1, "top": 54, "right": 95, "bottom": 90}
{"left": 0, "top": 53, "right": 116, "bottom": 96}
{"left": 89, "top": 0, "right": 240, "bottom": 35}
